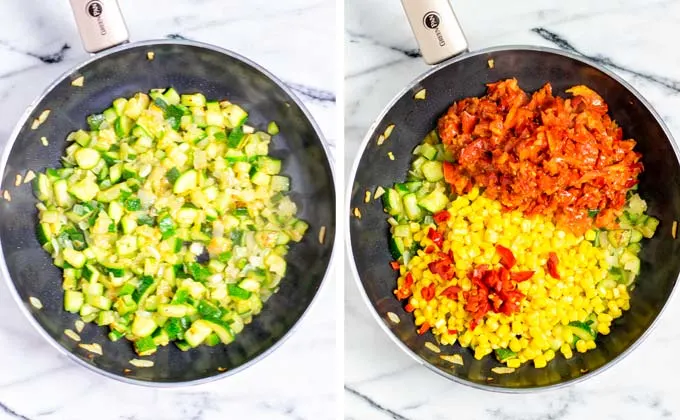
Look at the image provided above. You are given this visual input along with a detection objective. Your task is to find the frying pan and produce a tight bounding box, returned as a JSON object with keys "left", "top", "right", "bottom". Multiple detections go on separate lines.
{"left": 348, "top": 0, "right": 680, "bottom": 391}
{"left": 0, "top": 0, "right": 335, "bottom": 386}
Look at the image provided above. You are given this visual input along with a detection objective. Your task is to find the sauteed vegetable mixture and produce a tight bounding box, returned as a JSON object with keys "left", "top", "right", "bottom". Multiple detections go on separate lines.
{"left": 34, "top": 89, "right": 307, "bottom": 356}
{"left": 384, "top": 79, "right": 659, "bottom": 368}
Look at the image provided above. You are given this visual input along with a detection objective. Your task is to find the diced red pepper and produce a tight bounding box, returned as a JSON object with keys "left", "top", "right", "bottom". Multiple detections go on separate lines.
{"left": 390, "top": 261, "right": 400, "bottom": 271}
{"left": 469, "top": 319, "right": 479, "bottom": 331}
{"left": 417, "top": 322, "right": 431, "bottom": 335}
{"left": 510, "top": 271, "right": 535, "bottom": 282}
{"left": 427, "top": 228, "right": 444, "bottom": 248}
{"left": 448, "top": 329, "right": 458, "bottom": 335}
{"left": 495, "top": 244, "right": 516, "bottom": 269}
{"left": 440, "top": 285, "right": 461, "bottom": 300}
{"left": 405, "top": 303, "right": 415, "bottom": 312}
{"left": 547, "top": 252, "right": 560, "bottom": 279}
{"left": 433, "top": 210, "right": 451, "bottom": 224}
{"left": 421, "top": 283, "right": 436, "bottom": 301}
{"left": 424, "top": 245, "right": 435, "bottom": 254}
{"left": 404, "top": 272, "right": 414, "bottom": 289}
{"left": 395, "top": 288, "right": 411, "bottom": 300}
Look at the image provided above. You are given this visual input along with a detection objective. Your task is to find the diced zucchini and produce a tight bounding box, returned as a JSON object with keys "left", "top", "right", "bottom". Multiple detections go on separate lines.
{"left": 173, "top": 170, "right": 197, "bottom": 194}
{"left": 74, "top": 148, "right": 101, "bottom": 169}
{"left": 418, "top": 189, "right": 448, "bottom": 213}
{"left": 184, "top": 319, "right": 213, "bottom": 347}
{"left": 64, "top": 290, "right": 84, "bottom": 313}
{"left": 403, "top": 193, "right": 423, "bottom": 221}
{"left": 383, "top": 188, "right": 403, "bottom": 216}
{"left": 421, "top": 161, "right": 443, "bottom": 182}
{"left": 568, "top": 321, "right": 596, "bottom": 341}
{"left": 223, "top": 104, "right": 248, "bottom": 129}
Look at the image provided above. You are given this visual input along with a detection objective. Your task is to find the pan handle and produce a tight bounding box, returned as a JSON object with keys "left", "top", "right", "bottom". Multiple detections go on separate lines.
{"left": 401, "top": 0, "right": 468, "bottom": 65}
{"left": 68, "top": 0, "right": 129, "bottom": 53}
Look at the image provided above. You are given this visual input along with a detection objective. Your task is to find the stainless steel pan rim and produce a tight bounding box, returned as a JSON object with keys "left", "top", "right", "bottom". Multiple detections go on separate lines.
{"left": 0, "top": 38, "right": 337, "bottom": 388}
{"left": 346, "top": 44, "right": 680, "bottom": 393}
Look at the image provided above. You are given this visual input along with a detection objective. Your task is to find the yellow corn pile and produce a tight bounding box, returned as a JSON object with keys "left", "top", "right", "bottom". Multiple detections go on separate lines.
{"left": 397, "top": 187, "right": 631, "bottom": 368}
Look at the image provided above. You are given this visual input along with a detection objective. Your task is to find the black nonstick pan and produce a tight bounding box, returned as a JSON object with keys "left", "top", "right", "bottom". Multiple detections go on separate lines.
{"left": 348, "top": 0, "right": 680, "bottom": 391}
{"left": 0, "top": 1, "right": 335, "bottom": 386}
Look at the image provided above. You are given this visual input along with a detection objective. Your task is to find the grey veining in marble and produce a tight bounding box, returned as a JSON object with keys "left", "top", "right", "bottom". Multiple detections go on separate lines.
{"left": 345, "top": 0, "right": 680, "bottom": 419}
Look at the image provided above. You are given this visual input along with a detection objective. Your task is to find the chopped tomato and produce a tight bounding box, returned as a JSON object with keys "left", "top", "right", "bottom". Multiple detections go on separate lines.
{"left": 405, "top": 303, "right": 415, "bottom": 312}
{"left": 433, "top": 210, "right": 451, "bottom": 224}
{"left": 495, "top": 245, "right": 516, "bottom": 269}
{"left": 417, "top": 322, "right": 431, "bottom": 335}
{"left": 437, "top": 79, "right": 643, "bottom": 235}
{"left": 390, "top": 261, "right": 400, "bottom": 271}
{"left": 448, "top": 329, "right": 458, "bottom": 335}
{"left": 547, "top": 252, "right": 560, "bottom": 279}
{"left": 404, "top": 273, "right": 414, "bottom": 289}
{"left": 424, "top": 245, "right": 435, "bottom": 254}
{"left": 442, "top": 161, "right": 457, "bottom": 184}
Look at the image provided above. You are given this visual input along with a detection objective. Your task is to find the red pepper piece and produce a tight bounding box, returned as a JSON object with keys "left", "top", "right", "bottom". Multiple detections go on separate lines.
{"left": 424, "top": 245, "right": 435, "bottom": 254}
{"left": 395, "top": 288, "right": 411, "bottom": 300}
{"left": 421, "top": 283, "right": 436, "bottom": 301}
{"left": 405, "top": 303, "right": 415, "bottom": 312}
{"left": 547, "top": 252, "right": 560, "bottom": 279}
{"left": 440, "top": 285, "right": 461, "bottom": 300}
{"left": 495, "top": 244, "right": 516, "bottom": 269}
{"left": 427, "top": 228, "right": 444, "bottom": 248}
{"left": 448, "top": 329, "right": 458, "bottom": 335}
{"left": 469, "top": 319, "right": 479, "bottom": 331}
{"left": 404, "top": 272, "right": 414, "bottom": 289}
{"left": 433, "top": 210, "right": 451, "bottom": 224}
{"left": 390, "top": 261, "right": 400, "bottom": 271}
{"left": 417, "top": 322, "right": 431, "bottom": 335}
{"left": 510, "top": 271, "right": 535, "bottom": 282}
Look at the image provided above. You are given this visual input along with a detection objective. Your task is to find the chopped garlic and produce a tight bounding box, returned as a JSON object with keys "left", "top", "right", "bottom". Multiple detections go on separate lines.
{"left": 374, "top": 186, "right": 385, "bottom": 200}
{"left": 41, "top": 136, "right": 49, "bottom": 146}
{"left": 29, "top": 296, "right": 43, "bottom": 310}
{"left": 440, "top": 354, "right": 464, "bottom": 365}
{"left": 318, "top": 225, "right": 327, "bottom": 245}
{"left": 492, "top": 366, "right": 515, "bottom": 374}
{"left": 353, "top": 207, "right": 362, "bottom": 219}
{"left": 488, "top": 59, "right": 495, "bottom": 69}
{"left": 425, "top": 342, "right": 441, "bottom": 353}
{"left": 129, "top": 359, "right": 154, "bottom": 368}
{"left": 414, "top": 88, "right": 427, "bottom": 100}
{"left": 23, "top": 170, "right": 36, "bottom": 183}
{"left": 387, "top": 312, "right": 400, "bottom": 324}
{"left": 79, "top": 343, "right": 103, "bottom": 355}
{"left": 71, "top": 76, "right": 85, "bottom": 87}
{"left": 64, "top": 329, "right": 81, "bottom": 342}
{"left": 14, "top": 174, "right": 22, "bottom": 186}
{"left": 147, "top": 51, "right": 155, "bottom": 60}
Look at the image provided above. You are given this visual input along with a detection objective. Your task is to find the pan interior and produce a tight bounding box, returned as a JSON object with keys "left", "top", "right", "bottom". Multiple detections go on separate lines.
{"left": 0, "top": 42, "right": 335, "bottom": 384}
{"left": 349, "top": 48, "right": 680, "bottom": 389}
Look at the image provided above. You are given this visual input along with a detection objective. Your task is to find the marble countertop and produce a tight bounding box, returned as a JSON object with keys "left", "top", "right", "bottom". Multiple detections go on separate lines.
{"left": 0, "top": 1, "right": 336, "bottom": 419}
{"left": 345, "top": 0, "right": 680, "bottom": 419}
